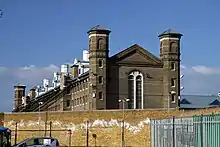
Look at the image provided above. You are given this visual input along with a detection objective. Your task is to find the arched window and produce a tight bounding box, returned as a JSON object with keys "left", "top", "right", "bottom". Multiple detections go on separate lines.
{"left": 97, "top": 38, "right": 104, "bottom": 49}
{"left": 160, "top": 41, "right": 163, "bottom": 54}
{"left": 89, "top": 38, "right": 92, "bottom": 49}
{"left": 170, "top": 42, "right": 178, "bottom": 52}
{"left": 127, "top": 71, "right": 144, "bottom": 109}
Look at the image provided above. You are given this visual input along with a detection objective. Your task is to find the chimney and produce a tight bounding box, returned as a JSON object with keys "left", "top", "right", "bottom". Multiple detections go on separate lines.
{"left": 14, "top": 84, "right": 26, "bottom": 111}
{"left": 72, "top": 65, "right": 79, "bottom": 78}
{"left": 60, "top": 64, "right": 69, "bottom": 90}
{"left": 29, "top": 88, "right": 36, "bottom": 98}
{"left": 23, "top": 96, "right": 30, "bottom": 106}
{"left": 43, "top": 79, "right": 49, "bottom": 92}
{"left": 60, "top": 73, "right": 70, "bottom": 90}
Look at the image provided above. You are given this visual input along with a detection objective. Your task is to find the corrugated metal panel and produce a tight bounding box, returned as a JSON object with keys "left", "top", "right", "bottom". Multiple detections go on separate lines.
{"left": 150, "top": 114, "right": 220, "bottom": 147}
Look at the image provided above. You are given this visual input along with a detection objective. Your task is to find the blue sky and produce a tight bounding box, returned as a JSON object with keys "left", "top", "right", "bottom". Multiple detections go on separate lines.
{"left": 0, "top": 0, "right": 220, "bottom": 111}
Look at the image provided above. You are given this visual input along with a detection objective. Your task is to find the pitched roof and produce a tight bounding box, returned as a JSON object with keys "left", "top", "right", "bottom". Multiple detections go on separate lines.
{"left": 209, "top": 99, "right": 220, "bottom": 105}
{"left": 180, "top": 95, "right": 220, "bottom": 109}
{"left": 180, "top": 98, "right": 191, "bottom": 104}
{"left": 33, "top": 71, "right": 90, "bottom": 112}
{"left": 110, "top": 44, "right": 162, "bottom": 64}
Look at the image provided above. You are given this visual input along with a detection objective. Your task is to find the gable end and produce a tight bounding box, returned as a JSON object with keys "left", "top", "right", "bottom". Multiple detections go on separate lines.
{"left": 110, "top": 44, "right": 162, "bottom": 66}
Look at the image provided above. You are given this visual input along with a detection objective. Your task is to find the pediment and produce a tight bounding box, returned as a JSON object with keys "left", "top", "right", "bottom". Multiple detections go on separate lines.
{"left": 110, "top": 44, "right": 162, "bottom": 65}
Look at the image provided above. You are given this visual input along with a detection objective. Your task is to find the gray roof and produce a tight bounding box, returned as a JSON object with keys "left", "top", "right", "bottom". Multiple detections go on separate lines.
{"left": 180, "top": 95, "right": 220, "bottom": 109}
{"left": 90, "top": 25, "right": 109, "bottom": 31}
{"left": 78, "top": 60, "right": 89, "bottom": 63}
{"left": 88, "top": 25, "right": 111, "bottom": 34}
{"left": 158, "top": 29, "right": 182, "bottom": 37}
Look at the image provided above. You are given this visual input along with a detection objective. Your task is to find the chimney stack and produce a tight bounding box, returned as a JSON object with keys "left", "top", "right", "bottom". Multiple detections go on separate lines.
{"left": 29, "top": 88, "right": 36, "bottom": 99}
{"left": 72, "top": 65, "right": 79, "bottom": 78}
{"left": 23, "top": 96, "right": 30, "bottom": 106}
{"left": 14, "top": 84, "right": 26, "bottom": 111}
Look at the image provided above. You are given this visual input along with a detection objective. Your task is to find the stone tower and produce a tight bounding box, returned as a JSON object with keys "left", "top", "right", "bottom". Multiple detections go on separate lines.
{"left": 87, "top": 25, "right": 111, "bottom": 110}
{"left": 14, "top": 84, "right": 26, "bottom": 111}
{"left": 159, "top": 29, "right": 182, "bottom": 109}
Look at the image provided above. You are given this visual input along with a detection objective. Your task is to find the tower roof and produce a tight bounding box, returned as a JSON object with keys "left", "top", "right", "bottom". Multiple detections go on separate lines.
{"left": 158, "top": 29, "right": 182, "bottom": 38}
{"left": 14, "top": 83, "right": 26, "bottom": 88}
{"left": 90, "top": 25, "right": 108, "bottom": 31}
{"left": 87, "top": 25, "right": 111, "bottom": 34}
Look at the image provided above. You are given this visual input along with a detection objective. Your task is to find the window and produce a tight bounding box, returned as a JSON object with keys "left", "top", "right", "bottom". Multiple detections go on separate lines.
{"left": 171, "top": 78, "right": 175, "bottom": 87}
{"left": 128, "top": 75, "right": 134, "bottom": 109}
{"left": 160, "top": 42, "right": 163, "bottom": 54}
{"left": 85, "top": 96, "right": 88, "bottom": 103}
{"left": 89, "top": 38, "right": 92, "bottom": 49}
{"left": 82, "top": 96, "right": 85, "bottom": 104}
{"left": 80, "top": 97, "right": 83, "bottom": 104}
{"left": 136, "top": 76, "right": 142, "bottom": 109}
{"left": 99, "top": 76, "right": 103, "bottom": 84}
{"left": 128, "top": 71, "right": 143, "bottom": 109}
{"left": 66, "top": 100, "right": 70, "bottom": 107}
{"left": 77, "top": 98, "right": 79, "bottom": 105}
{"left": 171, "top": 62, "right": 175, "bottom": 70}
{"left": 98, "top": 92, "right": 103, "bottom": 100}
{"left": 98, "top": 59, "right": 103, "bottom": 68}
{"left": 97, "top": 38, "right": 104, "bottom": 50}
{"left": 67, "top": 87, "right": 71, "bottom": 94}
{"left": 170, "top": 42, "right": 178, "bottom": 52}
{"left": 171, "top": 94, "right": 175, "bottom": 103}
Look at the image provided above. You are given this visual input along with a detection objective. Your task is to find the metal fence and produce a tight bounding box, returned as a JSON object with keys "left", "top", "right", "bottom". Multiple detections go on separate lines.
{"left": 9, "top": 121, "right": 122, "bottom": 147}
{"left": 150, "top": 114, "right": 220, "bottom": 147}
{"left": 10, "top": 121, "right": 72, "bottom": 146}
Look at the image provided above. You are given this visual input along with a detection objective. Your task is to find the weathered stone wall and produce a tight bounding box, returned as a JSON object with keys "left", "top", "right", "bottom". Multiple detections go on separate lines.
{"left": 3, "top": 108, "right": 220, "bottom": 147}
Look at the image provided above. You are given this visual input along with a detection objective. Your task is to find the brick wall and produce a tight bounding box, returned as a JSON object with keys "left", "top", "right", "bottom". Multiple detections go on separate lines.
{"left": 3, "top": 108, "right": 220, "bottom": 147}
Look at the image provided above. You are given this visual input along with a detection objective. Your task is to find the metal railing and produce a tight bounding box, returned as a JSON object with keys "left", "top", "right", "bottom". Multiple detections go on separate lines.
{"left": 150, "top": 114, "right": 220, "bottom": 147}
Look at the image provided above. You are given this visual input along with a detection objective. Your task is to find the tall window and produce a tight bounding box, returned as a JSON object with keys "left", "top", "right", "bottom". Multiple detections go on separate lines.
{"left": 171, "top": 94, "right": 175, "bottom": 103}
{"left": 136, "top": 76, "right": 142, "bottom": 109}
{"left": 66, "top": 100, "right": 70, "bottom": 107}
{"left": 97, "top": 38, "right": 104, "bottom": 50}
{"left": 99, "top": 76, "right": 103, "bottom": 84}
{"left": 128, "top": 71, "right": 144, "bottom": 109}
{"left": 98, "top": 59, "right": 103, "bottom": 68}
{"left": 171, "top": 78, "right": 175, "bottom": 87}
{"left": 170, "top": 42, "right": 178, "bottom": 52}
{"left": 98, "top": 92, "right": 103, "bottom": 100}
{"left": 171, "top": 62, "right": 175, "bottom": 70}
{"left": 128, "top": 75, "right": 134, "bottom": 109}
